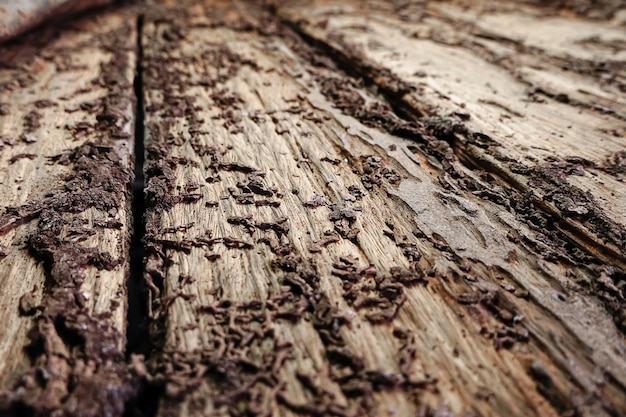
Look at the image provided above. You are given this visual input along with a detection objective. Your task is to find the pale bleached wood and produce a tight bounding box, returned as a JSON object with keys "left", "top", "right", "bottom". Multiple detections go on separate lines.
{"left": 279, "top": 0, "right": 626, "bottom": 270}
{"left": 0, "top": 9, "right": 137, "bottom": 415}
{"left": 0, "top": 0, "right": 113, "bottom": 43}
{"left": 143, "top": 2, "right": 626, "bottom": 417}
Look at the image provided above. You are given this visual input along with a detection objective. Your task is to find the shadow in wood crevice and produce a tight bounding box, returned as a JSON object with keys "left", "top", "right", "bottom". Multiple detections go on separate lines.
{"left": 124, "top": 14, "right": 164, "bottom": 417}
{"left": 126, "top": 12, "right": 149, "bottom": 360}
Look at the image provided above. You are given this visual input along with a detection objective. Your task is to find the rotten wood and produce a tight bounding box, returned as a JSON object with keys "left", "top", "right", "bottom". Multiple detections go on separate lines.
{"left": 141, "top": 1, "right": 626, "bottom": 417}
{"left": 0, "top": 0, "right": 623, "bottom": 416}
{"left": 0, "top": 7, "right": 138, "bottom": 416}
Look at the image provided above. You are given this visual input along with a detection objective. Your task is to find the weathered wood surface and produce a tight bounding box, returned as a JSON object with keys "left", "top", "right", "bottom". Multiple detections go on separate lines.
{"left": 141, "top": 1, "right": 626, "bottom": 417}
{"left": 0, "top": 0, "right": 113, "bottom": 43}
{"left": 279, "top": 0, "right": 626, "bottom": 269}
{"left": 0, "top": 8, "right": 137, "bottom": 416}
{"left": 0, "top": 0, "right": 623, "bottom": 416}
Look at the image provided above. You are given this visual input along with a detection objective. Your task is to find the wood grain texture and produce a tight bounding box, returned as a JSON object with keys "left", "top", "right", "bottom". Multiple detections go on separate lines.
{"left": 0, "top": 8, "right": 138, "bottom": 416}
{"left": 279, "top": 0, "right": 626, "bottom": 269}
{"left": 0, "top": 0, "right": 113, "bottom": 43}
{"left": 142, "top": 2, "right": 626, "bottom": 417}
{"left": 0, "top": 1, "right": 623, "bottom": 416}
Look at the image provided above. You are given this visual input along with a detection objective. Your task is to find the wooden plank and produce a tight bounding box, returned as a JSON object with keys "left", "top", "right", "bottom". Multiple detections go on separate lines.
{"left": 143, "top": 2, "right": 626, "bottom": 417}
{"left": 278, "top": 0, "right": 626, "bottom": 270}
{"left": 0, "top": 0, "right": 114, "bottom": 43}
{"left": 0, "top": 8, "right": 138, "bottom": 416}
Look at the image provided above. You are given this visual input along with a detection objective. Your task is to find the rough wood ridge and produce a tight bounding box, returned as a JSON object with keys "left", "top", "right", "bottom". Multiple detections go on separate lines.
{"left": 0, "top": 0, "right": 624, "bottom": 416}
{"left": 0, "top": 7, "right": 138, "bottom": 417}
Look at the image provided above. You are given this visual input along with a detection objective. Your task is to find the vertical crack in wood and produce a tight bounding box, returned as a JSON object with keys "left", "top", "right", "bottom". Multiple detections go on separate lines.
{"left": 126, "top": 12, "right": 150, "bottom": 359}
{"left": 123, "top": 13, "right": 163, "bottom": 417}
